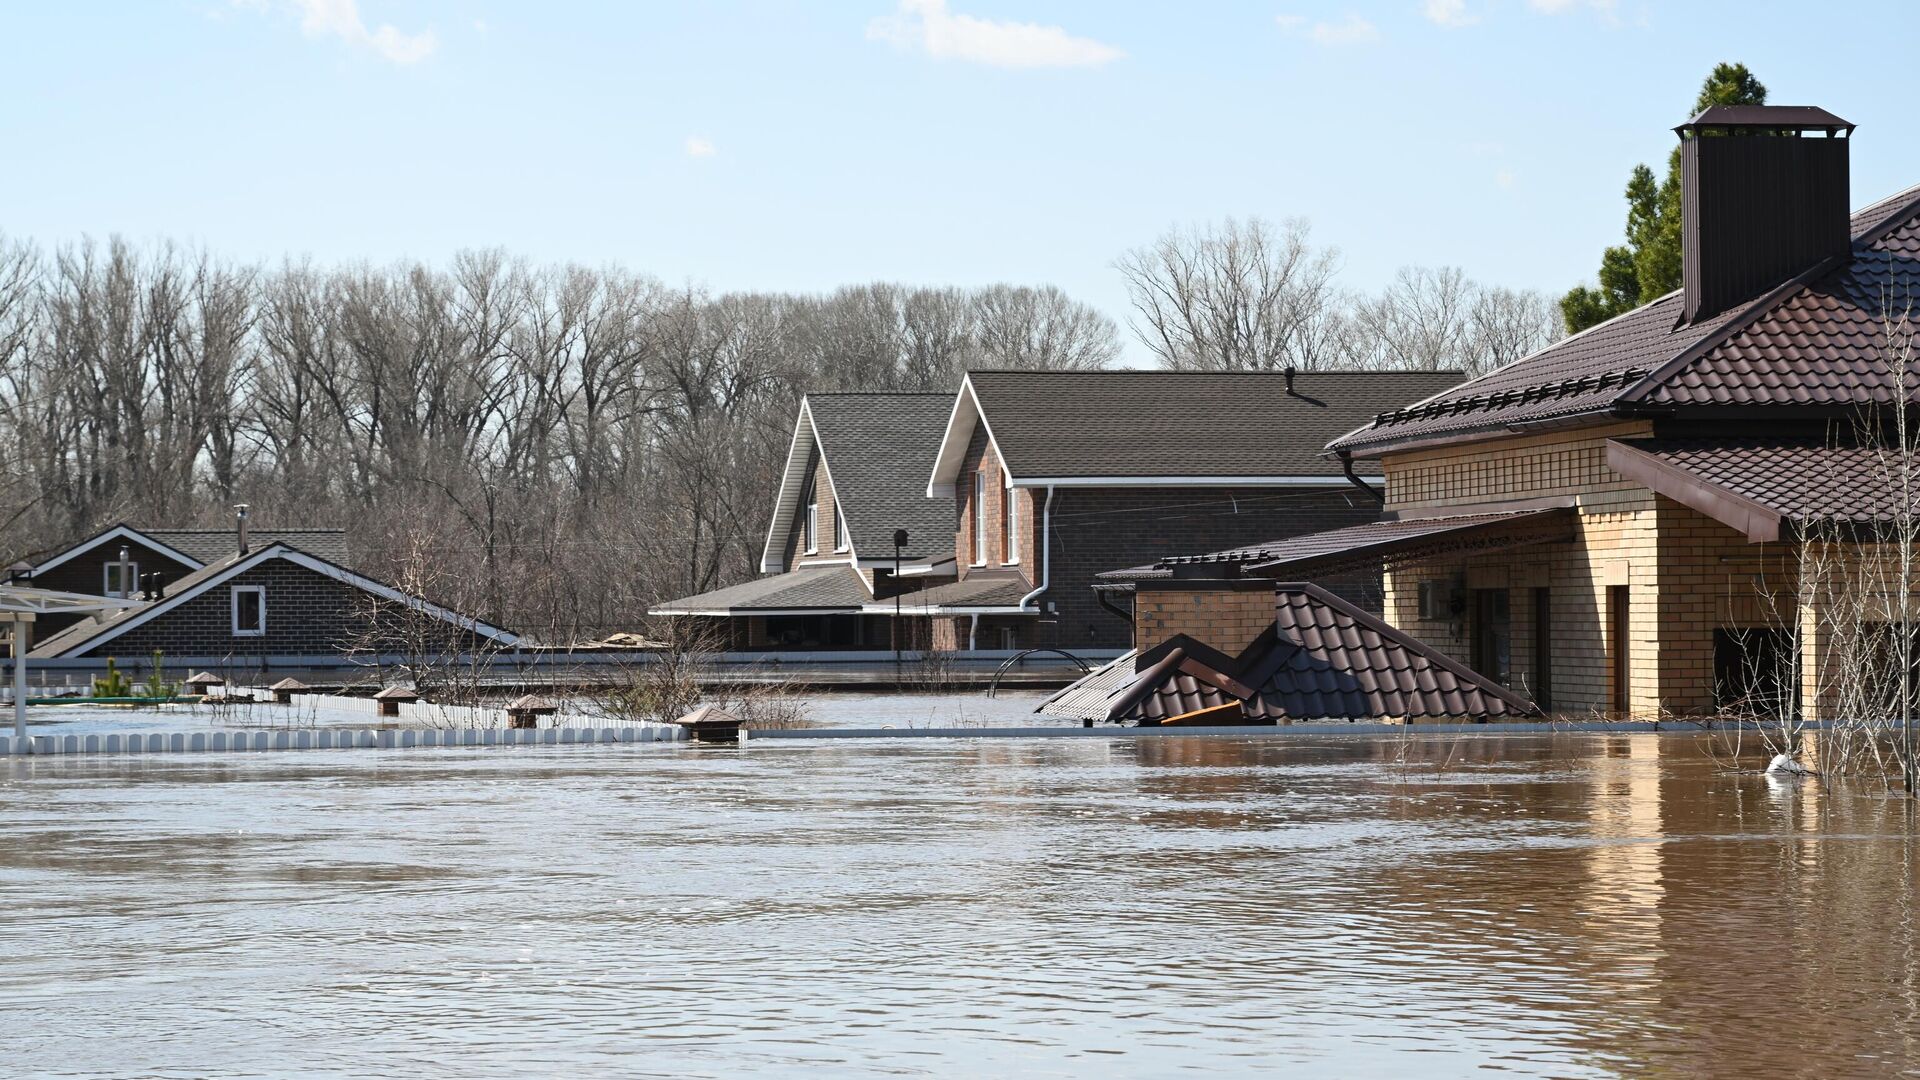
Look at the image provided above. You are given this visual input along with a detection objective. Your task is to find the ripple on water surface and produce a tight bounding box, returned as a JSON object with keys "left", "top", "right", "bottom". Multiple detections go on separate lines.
{"left": 2, "top": 733, "right": 1918, "bottom": 1078}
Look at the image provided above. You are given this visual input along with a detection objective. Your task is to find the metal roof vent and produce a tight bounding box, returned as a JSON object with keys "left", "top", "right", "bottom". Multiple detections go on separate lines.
{"left": 1677, "top": 105, "right": 1854, "bottom": 325}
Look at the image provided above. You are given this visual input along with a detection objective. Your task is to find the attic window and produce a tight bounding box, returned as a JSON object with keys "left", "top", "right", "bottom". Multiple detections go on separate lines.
{"left": 231, "top": 585, "right": 266, "bottom": 637}
{"left": 103, "top": 561, "right": 139, "bottom": 599}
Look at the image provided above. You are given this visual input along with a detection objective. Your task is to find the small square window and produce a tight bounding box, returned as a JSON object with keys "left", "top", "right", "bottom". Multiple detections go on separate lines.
{"left": 231, "top": 585, "right": 266, "bottom": 637}
{"left": 103, "top": 561, "right": 139, "bottom": 599}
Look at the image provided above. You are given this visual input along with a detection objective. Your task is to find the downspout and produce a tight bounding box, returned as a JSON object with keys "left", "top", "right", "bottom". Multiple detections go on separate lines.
{"left": 1018, "top": 485, "right": 1056, "bottom": 610}
{"left": 1338, "top": 451, "right": 1385, "bottom": 506}
{"left": 968, "top": 613, "right": 979, "bottom": 651}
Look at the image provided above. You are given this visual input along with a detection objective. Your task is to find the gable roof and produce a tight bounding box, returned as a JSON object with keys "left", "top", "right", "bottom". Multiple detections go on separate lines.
{"left": 1605, "top": 437, "right": 1920, "bottom": 543}
{"left": 929, "top": 369, "right": 1465, "bottom": 490}
{"left": 1332, "top": 184, "right": 1920, "bottom": 456}
{"left": 759, "top": 393, "right": 955, "bottom": 571}
{"left": 1038, "top": 583, "right": 1539, "bottom": 723}
{"left": 29, "top": 542, "right": 516, "bottom": 658}
{"left": 27, "top": 523, "right": 349, "bottom": 576}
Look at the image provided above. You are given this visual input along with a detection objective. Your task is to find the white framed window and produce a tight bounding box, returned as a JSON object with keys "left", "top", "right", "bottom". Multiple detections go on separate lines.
{"left": 1002, "top": 474, "right": 1019, "bottom": 565}
{"left": 231, "top": 585, "right": 266, "bottom": 637}
{"left": 834, "top": 503, "right": 850, "bottom": 552}
{"left": 103, "top": 561, "right": 139, "bottom": 599}
{"left": 803, "top": 481, "right": 818, "bottom": 555}
{"left": 971, "top": 471, "right": 988, "bottom": 565}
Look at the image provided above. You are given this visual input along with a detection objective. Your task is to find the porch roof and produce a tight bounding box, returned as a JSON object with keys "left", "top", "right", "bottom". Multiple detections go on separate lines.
{"left": 883, "top": 570, "right": 1034, "bottom": 614}
{"left": 650, "top": 566, "right": 870, "bottom": 617}
{"left": 1101, "top": 506, "right": 1576, "bottom": 583}
{"left": 1039, "top": 583, "right": 1539, "bottom": 724}
{"left": 1605, "top": 437, "right": 1920, "bottom": 542}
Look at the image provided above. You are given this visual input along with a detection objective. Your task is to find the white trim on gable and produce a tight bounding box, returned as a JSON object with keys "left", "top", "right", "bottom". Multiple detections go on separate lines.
{"left": 760, "top": 402, "right": 819, "bottom": 573}
{"left": 37, "top": 544, "right": 520, "bottom": 657}
{"left": 30, "top": 525, "right": 205, "bottom": 578}
{"left": 926, "top": 375, "right": 1017, "bottom": 495}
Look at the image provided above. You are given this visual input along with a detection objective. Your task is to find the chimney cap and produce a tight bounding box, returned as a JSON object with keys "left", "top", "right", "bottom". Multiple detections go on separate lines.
{"left": 1677, "top": 105, "right": 1853, "bottom": 137}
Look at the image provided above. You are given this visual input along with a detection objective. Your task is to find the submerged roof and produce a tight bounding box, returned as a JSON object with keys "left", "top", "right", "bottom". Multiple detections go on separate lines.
{"left": 29, "top": 542, "right": 517, "bottom": 657}
{"left": 1606, "top": 437, "right": 1920, "bottom": 542}
{"left": 1039, "top": 583, "right": 1539, "bottom": 724}
{"left": 930, "top": 369, "right": 1465, "bottom": 489}
{"left": 1332, "top": 184, "right": 1920, "bottom": 455}
{"left": 651, "top": 566, "right": 872, "bottom": 616}
{"left": 760, "top": 393, "right": 955, "bottom": 570}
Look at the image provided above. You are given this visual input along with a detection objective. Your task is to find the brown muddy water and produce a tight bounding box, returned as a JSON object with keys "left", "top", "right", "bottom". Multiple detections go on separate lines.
{"left": 2, "top": 733, "right": 1918, "bottom": 1078}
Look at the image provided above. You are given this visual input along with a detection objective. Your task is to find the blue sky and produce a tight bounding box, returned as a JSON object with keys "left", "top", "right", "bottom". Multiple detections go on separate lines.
{"left": 1, "top": 2, "right": 1911, "bottom": 363}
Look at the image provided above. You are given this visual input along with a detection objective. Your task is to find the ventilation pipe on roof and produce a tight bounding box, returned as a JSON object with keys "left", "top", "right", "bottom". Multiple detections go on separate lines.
{"left": 1676, "top": 105, "right": 1853, "bottom": 324}
{"left": 234, "top": 504, "right": 251, "bottom": 557}
{"left": 1284, "top": 366, "right": 1297, "bottom": 396}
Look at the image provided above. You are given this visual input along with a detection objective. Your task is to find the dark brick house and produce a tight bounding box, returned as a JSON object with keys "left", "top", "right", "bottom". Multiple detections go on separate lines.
{"left": 917, "top": 369, "right": 1466, "bottom": 651}
{"left": 15, "top": 523, "right": 351, "bottom": 637}
{"left": 28, "top": 541, "right": 517, "bottom": 670}
{"left": 652, "top": 393, "right": 958, "bottom": 649}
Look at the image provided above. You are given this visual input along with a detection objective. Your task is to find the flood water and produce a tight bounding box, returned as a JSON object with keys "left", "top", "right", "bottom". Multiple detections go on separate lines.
{"left": 3, "top": 733, "right": 1919, "bottom": 1077}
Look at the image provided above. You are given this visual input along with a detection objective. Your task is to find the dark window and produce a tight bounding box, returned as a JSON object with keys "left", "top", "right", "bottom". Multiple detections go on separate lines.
{"left": 231, "top": 585, "right": 266, "bottom": 637}
{"left": 1470, "top": 589, "right": 1511, "bottom": 685}
{"left": 1714, "top": 628, "right": 1796, "bottom": 720}
{"left": 1532, "top": 587, "right": 1552, "bottom": 711}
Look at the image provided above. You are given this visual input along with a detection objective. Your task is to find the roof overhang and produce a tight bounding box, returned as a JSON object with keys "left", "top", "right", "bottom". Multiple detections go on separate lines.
{"left": 1605, "top": 439, "right": 1784, "bottom": 543}
{"left": 760, "top": 401, "right": 821, "bottom": 573}
{"left": 927, "top": 375, "right": 1009, "bottom": 496}
{"left": 1011, "top": 474, "right": 1378, "bottom": 488}
{"left": 0, "top": 585, "right": 141, "bottom": 617}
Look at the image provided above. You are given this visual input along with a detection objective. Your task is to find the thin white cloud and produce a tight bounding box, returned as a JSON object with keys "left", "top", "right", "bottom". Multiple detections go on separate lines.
{"left": 1423, "top": 0, "right": 1478, "bottom": 27}
{"left": 685, "top": 136, "right": 717, "bottom": 159}
{"left": 243, "top": 0, "right": 437, "bottom": 63}
{"left": 1277, "top": 12, "right": 1379, "bottom": 45}
{"left": 867, "top": 0, "right": 1123, "bottom": 69}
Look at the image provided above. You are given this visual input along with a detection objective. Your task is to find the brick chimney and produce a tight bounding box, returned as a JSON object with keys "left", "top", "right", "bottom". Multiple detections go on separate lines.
{"left": 1131, "top": 574, "right": 1277, "bottom": 660}
{"left": 1678, "top": 105, "right": 1853, "bottom": 324}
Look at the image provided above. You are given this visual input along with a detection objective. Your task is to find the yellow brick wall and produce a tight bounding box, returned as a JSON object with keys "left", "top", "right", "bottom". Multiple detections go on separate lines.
{"left": 1134, "top": 586, "right": 1274, "bottom": 656}
{"left": 1376, "top": 424, "right": 1809, "bottom": 719}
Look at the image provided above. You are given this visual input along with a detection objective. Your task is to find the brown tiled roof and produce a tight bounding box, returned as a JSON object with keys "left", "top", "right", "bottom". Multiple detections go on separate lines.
{"left": 1039, "top": 583, "right": 1538, "bottom": 723}
{"left": 1333, "top": 184, "right": 1920, "bottom": 454}
{"left": 1099, "top": 507, "right": 1574, "bottom": 582}
{"left": 966, "top": 369, "right": 1465, "bottom": 479}
{"left": 1606, "top": 437, "right": 1920, "bottom": 541}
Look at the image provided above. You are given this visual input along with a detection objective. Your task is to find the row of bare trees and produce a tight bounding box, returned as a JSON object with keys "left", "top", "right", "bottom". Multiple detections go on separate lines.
{"left": 0, "top": 223, "right": 1558, "bottom": 645}
{"left": 0, "top": 236, "right": 1120, "bottom": 642}
{"left": 1116, "top": 216, "right": 1561, "bottom": 376}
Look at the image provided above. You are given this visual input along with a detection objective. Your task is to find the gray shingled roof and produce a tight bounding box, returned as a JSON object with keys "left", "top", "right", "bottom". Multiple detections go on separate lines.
{"left": 965, "top": 369, "right": 1465, "bottom": 479}
{"left": 806, "top": 394, "right": 955, "bottom": 562}
{"left": 900, "top": 571, "right": 1033, "bottom": 611}
{"left": 147, "top": 528, "right": 350, "bottom": 566}
{"left": 1039, "top": 583, "right": 1539, "bottom": 724}
{"left": 1333, "top": 184, "right": 1920, "bottom": 455}
{"left": 651, "top": 566, "right": 871, "bottom": 615}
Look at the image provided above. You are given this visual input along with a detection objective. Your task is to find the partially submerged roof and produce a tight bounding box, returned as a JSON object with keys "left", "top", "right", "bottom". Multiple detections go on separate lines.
{"left": 1332, "top": 184, "right": 1920, "bottom": 456}
{"left": 651, "top": 566, "right": 872, "bottom": 617}
{"left": 1040, "top": 583, "right": 1539, "bottom": 724}
{"left": 28, "top": 542, "right": 518, "bottom": 658}
{"left": 1101, "top": 507, "right": 1576, "bottom": 583}
{"left": 930, "top": 369, "right": 1465, "bottom": 491}
{"left": 1606, "top": 437, "right": 1920, "bottom": 542}
{"left": 761, "top": 393, "right": 955, "bottom": 571}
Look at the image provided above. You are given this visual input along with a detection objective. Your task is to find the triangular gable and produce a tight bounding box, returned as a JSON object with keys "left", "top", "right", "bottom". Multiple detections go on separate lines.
{"left": 31, "top": 543, "right": 518, "bottom": 657}
{"left": 926, "top": 374, "right": 1012, "bottom": 496}
{"left": 759, "top": 399, "right": 825, "bottom": 573}
{"left": 28, "top": 524, "right": 205, "bottom": 576}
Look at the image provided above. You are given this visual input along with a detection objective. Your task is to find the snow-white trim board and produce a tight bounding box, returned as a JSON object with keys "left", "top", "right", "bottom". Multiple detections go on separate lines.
{"left": 926, "top": 376, "right": 1012, "bottom": 496}
{"left": 37, "top": 544, "right": 519, "bottom": 656}
{"left": 760, "top": 400, "right": 827, "bottom": 573}
{"left": 29, "top": 524, "right": 204, "bottom": 577}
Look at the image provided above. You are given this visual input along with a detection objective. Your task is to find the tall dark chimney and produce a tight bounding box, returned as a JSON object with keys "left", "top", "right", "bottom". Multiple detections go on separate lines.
{"left": 1678, "top": 105, "right": 1853, "bottom": 324}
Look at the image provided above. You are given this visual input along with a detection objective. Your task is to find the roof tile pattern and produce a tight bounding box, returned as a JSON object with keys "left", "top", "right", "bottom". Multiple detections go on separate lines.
{"left": 1334, "top": 185, "right": 1920, "bottom": 453}
{"left": 1612, "top": 438, "right": 1920, "bottom": 525}
{"left": 906, "top": 571, "right": 1033, "bottom": 610}
{"left": 1039, "top": 583, "right": 1537, "bottom": 723}
{"left": 150, "top": 529, "right": 350, "bottom": 565}
{"left": 805, "top": 394, "right": 955, "bottom": 561}
{"left": 969, "top": 370, "right": 1465, "bottom": 479}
